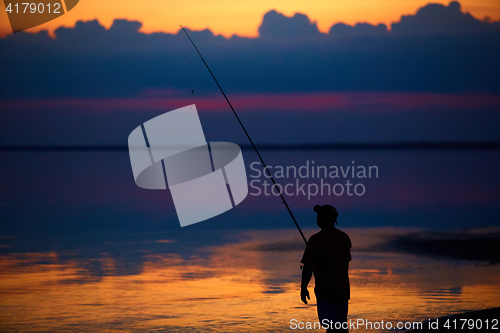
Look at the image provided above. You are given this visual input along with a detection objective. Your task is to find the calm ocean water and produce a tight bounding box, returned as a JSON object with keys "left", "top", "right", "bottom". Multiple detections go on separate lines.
{"left": 1, "top": 149, "right": 499, "bottom": 332}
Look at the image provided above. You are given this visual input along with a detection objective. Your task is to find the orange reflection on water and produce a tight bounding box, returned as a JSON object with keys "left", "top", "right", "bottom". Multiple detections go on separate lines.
{"left": 0, "top": 228, "right": 499, "bottom": 332}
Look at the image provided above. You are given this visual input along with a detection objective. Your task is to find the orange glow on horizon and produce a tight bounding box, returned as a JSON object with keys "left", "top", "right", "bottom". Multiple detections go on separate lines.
{"left": 1, "top": 0, "right": 499, "bottom": 38}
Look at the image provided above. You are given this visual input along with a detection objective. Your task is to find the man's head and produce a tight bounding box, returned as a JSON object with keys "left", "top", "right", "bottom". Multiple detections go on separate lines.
{"left": 314, "top": 205, "right": 338, "bottom": 229}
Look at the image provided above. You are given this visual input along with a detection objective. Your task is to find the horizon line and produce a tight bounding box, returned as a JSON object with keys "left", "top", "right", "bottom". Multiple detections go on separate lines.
{"left": 1, "top": 141, "right": 500, "bottom": 151}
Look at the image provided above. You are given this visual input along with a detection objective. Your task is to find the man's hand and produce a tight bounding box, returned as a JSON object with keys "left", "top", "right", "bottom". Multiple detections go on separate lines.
{"left": 300, "top": 288, "right": 310, "bottom": 304}
{"left": 300, "top": 264, "right": 312, "bottom": 304}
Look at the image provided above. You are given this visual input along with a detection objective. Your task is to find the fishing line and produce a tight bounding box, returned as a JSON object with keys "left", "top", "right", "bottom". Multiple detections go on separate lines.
{"left": 180, "top": 25, "right": 307, "bottom": 244}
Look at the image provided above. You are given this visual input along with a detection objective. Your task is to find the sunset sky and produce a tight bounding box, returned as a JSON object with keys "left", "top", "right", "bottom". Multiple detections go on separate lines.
{"left": 1, "top": 0, "right": 500, "bottom": 147}
{"left": 1, "top": 1, "right": 499, "bottom": 330}
{"left": 1, "top": 0, "right": 500, "bottom": 37}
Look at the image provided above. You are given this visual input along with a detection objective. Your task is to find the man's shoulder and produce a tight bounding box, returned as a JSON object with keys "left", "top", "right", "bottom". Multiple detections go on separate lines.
{"left": 334, "top": 227, "right": 350, "bottom": 238}
{"left": 308, "top": 228, "right": 351, "bottom": 238}
{"left": 313, "top": 228, "right": 351, "bottom": 245}
{"left": 307, "top": 231, "right": 322, "bottom": 244}
{"left": 335, "top": 228, "right": 351, "bottom": 244}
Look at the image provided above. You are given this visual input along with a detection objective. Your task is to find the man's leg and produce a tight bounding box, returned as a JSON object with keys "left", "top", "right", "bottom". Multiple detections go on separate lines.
{"left": 317, "top": 299, "right": 338, "bottom": 332}
{"left": 337, "top": 301, "right": 349, "bottom": 332}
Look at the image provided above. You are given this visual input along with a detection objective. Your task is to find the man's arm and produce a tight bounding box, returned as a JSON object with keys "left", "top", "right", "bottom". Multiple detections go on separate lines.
{"left": 300, "top": 264, "right": 313, "bottom": 304}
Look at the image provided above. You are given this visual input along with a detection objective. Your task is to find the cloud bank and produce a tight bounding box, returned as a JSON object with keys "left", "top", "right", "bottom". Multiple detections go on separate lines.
{"left": 0, "top": 1, "right": 499, "bottom": 99}
{"left": 1, "top": 2, "right": 499, "bottom": 146}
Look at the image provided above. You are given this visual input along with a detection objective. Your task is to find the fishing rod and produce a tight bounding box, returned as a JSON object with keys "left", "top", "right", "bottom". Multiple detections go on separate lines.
{"left": 180, "top": 25, "right": 307, "bottom": 245}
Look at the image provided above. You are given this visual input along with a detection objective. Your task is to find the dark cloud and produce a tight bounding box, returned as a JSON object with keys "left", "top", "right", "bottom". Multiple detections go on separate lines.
{"left": 58, "top": 19, "right": 107, "bottom": 37}
{"left": 329, "top": 22, "right": 388, "bottom": 37}
{"left": 258, "top": 10, "right": 321, "bottom": 38}
{"left": 109, "top": 19, "right": 142, "bottom": 34}
{"left": 0, "top": 2, "right": 499, "bottom": 100}
{"left": 392, "top": 1, "right": 500, "bottom": 34}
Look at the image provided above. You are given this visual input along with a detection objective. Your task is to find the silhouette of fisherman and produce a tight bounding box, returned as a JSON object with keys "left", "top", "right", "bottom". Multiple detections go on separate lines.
{"left": 300, "top": 205, "right": 351, "bottom": 332}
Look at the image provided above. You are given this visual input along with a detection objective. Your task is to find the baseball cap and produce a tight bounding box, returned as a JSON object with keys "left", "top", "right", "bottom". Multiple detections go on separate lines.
{"left": 313, "top": 204, "right": 338, "bottom": 224}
